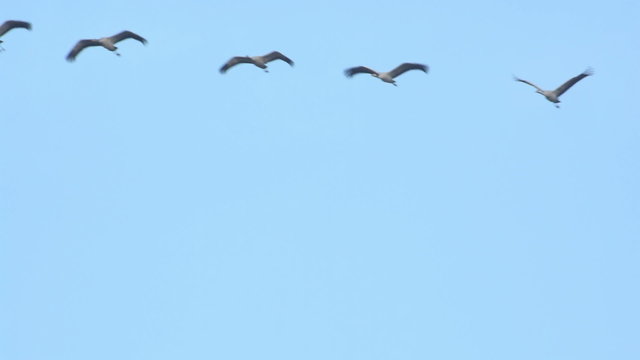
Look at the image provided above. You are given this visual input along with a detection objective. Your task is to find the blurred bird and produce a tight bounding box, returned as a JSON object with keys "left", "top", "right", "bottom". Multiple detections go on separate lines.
{"left": 66, "top": 30, "right": 147, "bottom": 62}
{"left": 344, "top": 63, "right": 429, "bottom": 86}
{"left": 514, "top": 68, "right": 593, "bottom": 108}
{"left": 0, "top": 20, "right": 32, "bottom": 50}
{"left": 219, "top": 51, "right": 294, "bottom": 73}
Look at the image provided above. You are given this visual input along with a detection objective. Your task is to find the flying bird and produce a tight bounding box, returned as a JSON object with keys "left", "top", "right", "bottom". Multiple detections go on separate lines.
{"left": 219, "top": 51, "right": 294, "bottom": 73}
{"left": 514, "top": 68, "right": 593, "bottom": 108}
{"left": 0, "top": 20, "right": 32, "bottom": 50}
{"left": 66, "top": 30, "right": 147, "bottom": 62}
{"left": 344, "top": 63, "right": 429, "bottom": 86}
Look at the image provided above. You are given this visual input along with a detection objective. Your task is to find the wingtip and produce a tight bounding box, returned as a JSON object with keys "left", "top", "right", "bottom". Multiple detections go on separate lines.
{"left": 65, "top": 51, "right": 76, "bottom": 62}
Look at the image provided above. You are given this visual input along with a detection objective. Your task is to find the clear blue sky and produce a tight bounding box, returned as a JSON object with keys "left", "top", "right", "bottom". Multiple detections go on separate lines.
{"left": 2, "top": 1, "right": 639, "bottom": 359}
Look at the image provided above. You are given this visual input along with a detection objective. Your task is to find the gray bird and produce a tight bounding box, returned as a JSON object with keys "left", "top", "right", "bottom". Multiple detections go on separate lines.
{"left": 66, "top": 30, "right": 147, "bottom": 62}
{"left": 344, "top": 63, "right": 429, "bottom": 86}
{"left": 514, "top": 68, "right": 593, "bottom": 108}
{"left": 219, "top": 51, "right": 294, "bottom": 73}
{"left": 0, "top": 20, "right": 32, "bottom": 50}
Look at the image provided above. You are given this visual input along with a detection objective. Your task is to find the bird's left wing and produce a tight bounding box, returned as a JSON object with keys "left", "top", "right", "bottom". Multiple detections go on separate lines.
{"left": 66, "top": 39, "right": 101, "bottom": 61}
{"left": 219, "top": 56, "right": 252, "bottom": 73}
{"left": 344, "top": 66, "right": 378, "bottom": 77}
{"left": 0, "top": 20, "right": 31, "bottom": 37}
{"left": 514, "top": 76, "right": 544, "bottom": 92}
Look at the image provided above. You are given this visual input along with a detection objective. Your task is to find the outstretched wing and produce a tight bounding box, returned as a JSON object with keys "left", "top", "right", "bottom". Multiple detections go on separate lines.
{"left": 219, "top": 56, "right": 253, "bottom": 73}
{"left": 108, "top": 31, "right": 147, "bottom": 45}
{"left": 514, "top": 76, "right": 544, "bottom": 92}
{"left": 554, "top": 68, "right": 593, "bottom": 96}
{"left": 388, "top": 63, "right": 428, "bottom": 79}
{"left": 0, "top": 20, "right": 32, "bottom": 37}
{"left": 262, "top": 51, "right": 294, "bottom": 66}
{"left": 344, "top": 66, "right": 378, "bottom": 77}
{"left": 66, "top": 39, "right": 101, "bottom": 62}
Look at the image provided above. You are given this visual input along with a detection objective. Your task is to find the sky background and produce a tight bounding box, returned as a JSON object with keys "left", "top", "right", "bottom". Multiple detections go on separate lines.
{"left": 2, "top": 1, "right": 639, "bottom": 359}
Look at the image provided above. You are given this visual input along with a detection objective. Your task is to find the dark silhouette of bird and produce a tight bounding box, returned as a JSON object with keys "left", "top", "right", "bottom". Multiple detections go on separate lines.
{"left": 0, "top": 20, "right": 32, "bottom": 50}
{"left": 344, "top": 63, "right": 429, "bottom": 86}
{"left": 514, "top": 68, "right": 593, "bottom": 108}
{"left": 66, "top": 30, "right": 147, "bottom": 62}
{"left": 220, "top": 51, "right": 294, "bottom": 73}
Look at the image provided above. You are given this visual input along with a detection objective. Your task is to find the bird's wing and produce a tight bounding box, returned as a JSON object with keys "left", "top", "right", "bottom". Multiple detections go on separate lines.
{"left": 344, "top": 66, "right": 378, "bottom": 77}
{"left": 66, "top": 39, "right": 101, "bottom": 62}
{"left": 219, "top": 56, "right": 253, "bottom": 73}
{"left": 0, "top": 20, "right": 32, "bottom": 37}
{"left": 554, "top": 68, "right": 593, "bottom": 96}
{"left": 108, "top": 31, "right": 147, "bottom": 45}
{"left": 513, "top": 76, "right": 544, "bottom": 92}
{"left": 388, "top": 63, "right": 429, "bottom": 78}
{"left": 261, "top": 51, "right": 294, "bottom": 66}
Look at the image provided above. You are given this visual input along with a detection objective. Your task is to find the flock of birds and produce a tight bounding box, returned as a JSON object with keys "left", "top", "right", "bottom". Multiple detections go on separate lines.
{"left": 2, "top": 20, "right": 594, "bottom": 108}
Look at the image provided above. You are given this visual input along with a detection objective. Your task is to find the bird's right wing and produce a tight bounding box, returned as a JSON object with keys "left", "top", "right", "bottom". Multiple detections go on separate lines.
{"left": 554, "top": 68, "right": 593, "bottom": 96}
{"left": 344, "top": 66, "right": 378, "bottom": 77}
{"left": 514, "top": 76, "right": 544, "bottom": 92}
{"left": 262, "top": 51, "right": 294, "bottom": 66}
{"left": 219, "top": 56, "right": 252, "bottom": 73}
{"left": 66, "top": 39, "right": 100, "bottom": 62}
{"left": 388, "top": 63, "right": 429, "bottom": 78}
{"left": 109, "top": 31, "right": 147, "bottom": 45}
{"left": 0, "top": 20, "right": 32, "bottom": 37}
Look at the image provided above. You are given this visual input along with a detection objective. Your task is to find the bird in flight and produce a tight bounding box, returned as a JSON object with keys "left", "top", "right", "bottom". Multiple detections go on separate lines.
{"left": 344, "top": 63, "right": 429, "bottom": 86}
{"left": 219, "top": 51, "right": 294, "bottom": 73}
{"left": 514, "top": 68, "right": 593, "bottom": 108}
{"left": 0, "top": 20, "right": 32, "bottom": 50}
{"left": 66, "top": 30, "right": 147, "bottom": 62}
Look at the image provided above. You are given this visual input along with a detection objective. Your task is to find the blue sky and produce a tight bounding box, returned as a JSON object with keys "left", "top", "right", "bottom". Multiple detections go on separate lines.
{"left": 1, "top": 1, "right": 639, "bottom": 359}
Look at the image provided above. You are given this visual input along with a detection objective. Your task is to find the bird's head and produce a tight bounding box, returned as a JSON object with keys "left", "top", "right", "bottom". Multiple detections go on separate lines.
{"left": 535, "top": 90, "right": 543, "bottom": 95}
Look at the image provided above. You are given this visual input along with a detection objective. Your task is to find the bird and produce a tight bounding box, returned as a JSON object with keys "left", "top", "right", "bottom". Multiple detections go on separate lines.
{"left": 219, "top": 51, "right": 294, "bottom": 73}
{"left": 344, "top": 63, "right": 429, "bottom": 86}
{"left": 0, "top": 20, "right": 32, "bottom": 50}
{"left": 66, "top": 30, "right": 147, "bottom": 62}
{"left": 514, "top": 68, "right": 593, "bottom": 108}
